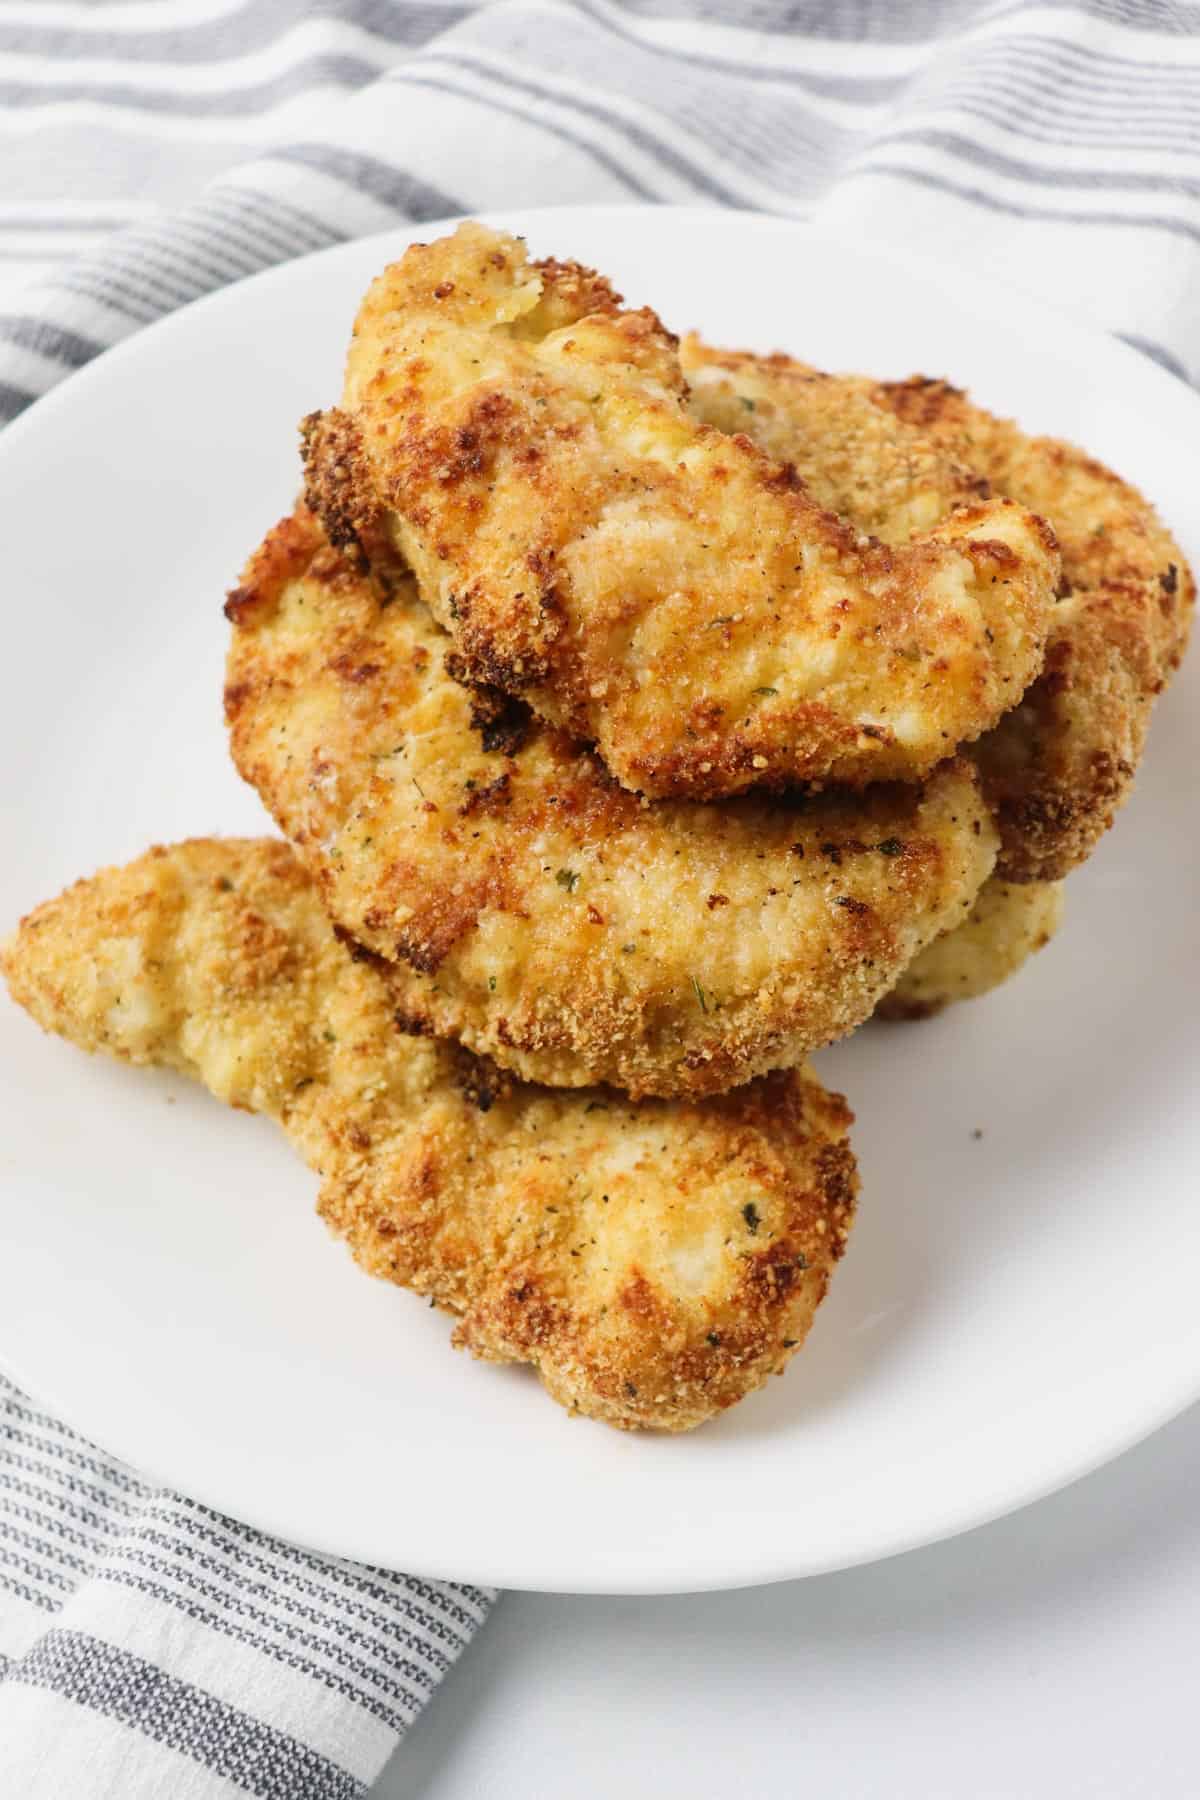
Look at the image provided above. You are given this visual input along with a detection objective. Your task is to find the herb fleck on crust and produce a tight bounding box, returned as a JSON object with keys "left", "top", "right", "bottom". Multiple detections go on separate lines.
{"left": 2, "top": 838, "right": 859, "bottom": 1432}
{"left": 685, "top": 341, "right": 1193, "bottom": 882}
{"left": 302, "top": 221, "right": 1060, "bottom": 799}
{"left": 224, "top": 507, "right": 998, "bottom": 1097}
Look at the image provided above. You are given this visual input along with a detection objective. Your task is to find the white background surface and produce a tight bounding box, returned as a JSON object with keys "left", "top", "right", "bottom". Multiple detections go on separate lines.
{"left": 377, "top": 1402, "right": 1200, "bottom": 1798}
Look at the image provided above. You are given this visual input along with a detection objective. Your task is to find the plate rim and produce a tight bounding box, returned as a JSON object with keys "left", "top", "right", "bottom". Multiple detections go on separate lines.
{"left": 2, "top": 201, "right": 1198, "bottom": 1594}
{"left": 4, "top": 1335, "right": 1197, "bottom": 1596}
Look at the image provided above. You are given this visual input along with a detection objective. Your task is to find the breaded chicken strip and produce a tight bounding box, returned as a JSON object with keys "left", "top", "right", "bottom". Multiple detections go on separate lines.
{"left": 302, "top": 222, "right": 1059, "bottom": 799}
{"left": 879, "top": 376, "right": 1193, "bottom": 880}
{"left": 876, "top": 879, "right": 1064, "bottom": 1020}
{"left": 685, "top": 342, "right": 1192, "bottom": 880}
{"left": 1, "top": 839, "right": 857, "bottom": 1433}
{"left": 226, "top": 508, "right": 998, "bottom": 1097}
{"left": 683, "top": 342, "right": 987, "bottom": 540}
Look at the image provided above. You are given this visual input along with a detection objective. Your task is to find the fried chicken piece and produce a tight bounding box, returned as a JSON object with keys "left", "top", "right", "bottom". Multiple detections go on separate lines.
{"left": 302, "top": 222, "right": 1059, "bottom": 799}
{"left": 225, "top": 507, "right": 999, "bottom": 1098}
{"left": 1, "top": 838, "right": 858, "bottom": 1433}
{"left": 685, "top": 342, "right": 1193, "bottom": 881}
{"left": 878, "top": 376, "right": 1193, "bottom": 880}
{"left": 876, "top": 877, "right": 1064, "bottom": 1020}
{"left": 683, "top": 342, "right": 989, "bottom": 540}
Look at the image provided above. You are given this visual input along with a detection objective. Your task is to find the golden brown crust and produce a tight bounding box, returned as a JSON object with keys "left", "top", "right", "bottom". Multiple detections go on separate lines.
{"left": 686, "top": 347, "right": 1193, "bottom": 881}
{"left": 1, "top": 838, "right": 858, "bottom": 1433}
{"left": 303, "top": 221, "right": 1059, "bottom": 799}
{"left": 875, "top": 876, "right": 1064, "bottom": 1019}
{"left": 225, "top": 507, "right": 999, "bottom": 1097}
{"left": 875, "top": 377, "right": 1193, "bottom": 881}
{"left": 682, "top": 340, "right": 991, "bottom": 539}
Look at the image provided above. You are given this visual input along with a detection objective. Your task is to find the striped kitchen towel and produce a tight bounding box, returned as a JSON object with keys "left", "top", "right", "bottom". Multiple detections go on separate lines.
{"left": 0, "top": 1376, "right": 494, "bottom": 1796}
{"left": 2, "top": 1, "right": 1199, "bottom": 1795}
{"left": 1, "top": 0, "right": 1199, "bottom": 416}
{"left": 3, "top": 0, "right": 1200, "bottom": 418}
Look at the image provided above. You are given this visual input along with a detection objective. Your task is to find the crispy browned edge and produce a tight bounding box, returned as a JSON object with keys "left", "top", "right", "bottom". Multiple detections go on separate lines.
{"left": 879, "top": 376, "right": 1194, "bottom": 880}
{"left": 1, "top": 836, "right": 860, "bottom": 1433}
{"left": 225, "top": 506, "right": 997, "bottom": 1096}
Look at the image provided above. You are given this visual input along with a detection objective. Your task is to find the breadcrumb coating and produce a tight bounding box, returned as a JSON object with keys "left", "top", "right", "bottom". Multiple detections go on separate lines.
{"left": 1, "top": 838, "right": 858, "bottom": 1432}
{"left": 685, "top": 341, "right": 1193, "bottom": 880}
{"left": 302, "top": 222, "right": 1059, "bottom": 799}
{"left": 877, "top": 877, "right": 1064, "bottom": 1020}
{"left": 225, "top": 507, "right": 999, "bottom": 1097}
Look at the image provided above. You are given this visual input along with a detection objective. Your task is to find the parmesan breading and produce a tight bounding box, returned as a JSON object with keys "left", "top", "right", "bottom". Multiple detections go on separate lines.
{"left": 1, "top": 838, "right": 858, "bottom": 1433}
{"left": 878, "top": 878, "right": 1064, "bottom": 1019}
{"left": 225, "top": 508, "right": 998, "bottom": 1098}
{"left": 301, "top": 222, "right": 1059, "bottom": 799}
{"left": 685, "top": 341, "right": 1193, "bottom": 881}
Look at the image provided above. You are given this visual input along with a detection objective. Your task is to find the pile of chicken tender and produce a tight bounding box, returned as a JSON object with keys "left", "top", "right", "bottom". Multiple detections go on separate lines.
{"left": 4, "top": 223, "right": 1192, "bottom": 1431}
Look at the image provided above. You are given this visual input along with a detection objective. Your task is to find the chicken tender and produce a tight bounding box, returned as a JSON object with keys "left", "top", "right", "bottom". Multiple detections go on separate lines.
{"left": 683, "top": 341, "right": 987, "bottom": 540}
{"left": 225, "top": 508, "right": 999, "bottom": 1097}
{"left": 685, "top": 342, "right": 1193, "bottom": 880}
{"left": 1, "top": 838, "right": 858, "bottom": 1433}
{"left": 878, "top": 375, "right": 1193, "bottom": 880}
{"left": 876, "top": 877, "right": 1064, "bottom": 1020}
{"left": 302, "top": 222, "right": 1059, "bottom": 799}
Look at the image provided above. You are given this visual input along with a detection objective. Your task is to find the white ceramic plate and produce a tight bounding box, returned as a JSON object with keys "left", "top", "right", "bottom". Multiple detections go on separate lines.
{"left": 1, "top": 207, "right": 1197, "bottom": 1595}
